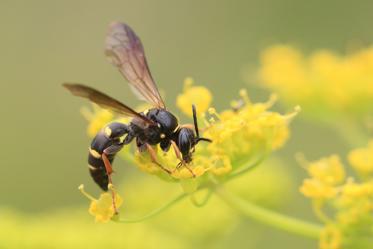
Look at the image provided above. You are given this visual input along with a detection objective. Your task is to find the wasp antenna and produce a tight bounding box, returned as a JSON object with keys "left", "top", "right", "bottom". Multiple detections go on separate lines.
{"left": 192, "top": 104, "right": 200, "bottom": 138}
{"left": 195, "top": 137, "right": 212, "bottom": 144}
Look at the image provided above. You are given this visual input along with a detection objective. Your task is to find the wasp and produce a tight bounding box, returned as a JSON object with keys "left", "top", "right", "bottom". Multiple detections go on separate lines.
{"left": 63, "top": 22, "right": 212, "bottom": 198}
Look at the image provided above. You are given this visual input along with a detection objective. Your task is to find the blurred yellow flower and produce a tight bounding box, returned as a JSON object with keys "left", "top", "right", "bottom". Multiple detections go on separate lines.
{"left": 348, "top": 140, "right": 373, "bottom": 175}
{"left": 300, "top": 178, "right": 337, "bottom": 199}
{"left": 340, "top": 179, "right": 373, "bottom": 200}
{"left": 307, "top": 155, "right": 345, "bottom": 186}
{"left": 88, "top": 192, "right": 122, "bottom": 223}
{"left": 81, "top": 105, "right": 114, "bottom": 137}
{"left": 257, "top": 45, "right": 373, "bottom": 119}
{"left": 176, "top": 77, "right": 212, "bottom": 117}
{"left": 319, "top": 225, "right": 342, "bottom": 249}
{"left": 300, "top": 147, "right": 373, "bottom": 248}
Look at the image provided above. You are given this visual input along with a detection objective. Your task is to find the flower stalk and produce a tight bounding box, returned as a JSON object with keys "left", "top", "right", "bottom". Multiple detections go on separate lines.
{"left": 112, "top": 178, "right": 324, "bottom": 241}
{"left": 214, "top": 186, "right": 323, "bottom": 239}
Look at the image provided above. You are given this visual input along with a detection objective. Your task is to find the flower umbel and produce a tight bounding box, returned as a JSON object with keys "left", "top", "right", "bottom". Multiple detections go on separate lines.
{"left": 131, "top": 81, "right": 299, "bottom": 184}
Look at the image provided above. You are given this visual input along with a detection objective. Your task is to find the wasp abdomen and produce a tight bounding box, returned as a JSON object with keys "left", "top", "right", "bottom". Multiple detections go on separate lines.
{"left": 87, "top": 122, "right": 129, "bottom": 191}
{"left": 88, "top": 132, "right": 112, "bottom": 191}
{"left": 88, "top": 154, "right": 114, "bottom": 191}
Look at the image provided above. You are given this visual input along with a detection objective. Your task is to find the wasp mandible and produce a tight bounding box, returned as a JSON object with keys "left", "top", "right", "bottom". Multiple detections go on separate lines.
{"left": 63, "top": 22, "right": 212, "bottom": 194}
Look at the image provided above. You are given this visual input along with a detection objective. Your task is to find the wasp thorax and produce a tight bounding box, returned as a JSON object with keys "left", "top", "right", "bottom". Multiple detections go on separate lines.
{"left": 146, "top": 109, "right": 178, "bottom": 136}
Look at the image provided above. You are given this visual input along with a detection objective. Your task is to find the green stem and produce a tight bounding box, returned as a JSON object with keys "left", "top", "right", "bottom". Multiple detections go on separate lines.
{"left": 116, "top": 193, "right": 188, "bottom": 223}
{"left": 190, "top": 189, "right": 213, "bottom": 207}
{"left": 226, "top": 154, "right": 267, "bottom": 181}
{"left": 215, "top": 186, "right": 322, "bottom": 239}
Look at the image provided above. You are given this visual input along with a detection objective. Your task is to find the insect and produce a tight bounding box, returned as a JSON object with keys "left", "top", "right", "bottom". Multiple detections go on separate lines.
{"left": 63, "top": 22, "right": 212, "bottom": 197}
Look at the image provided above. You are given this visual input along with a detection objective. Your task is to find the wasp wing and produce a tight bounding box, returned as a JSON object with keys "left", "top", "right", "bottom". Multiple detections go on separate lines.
{"left": 105, "top": 22, "right": 165, "bottom": 109}
{"left": 63, "top": 83, "right": 155, "bottom": 125}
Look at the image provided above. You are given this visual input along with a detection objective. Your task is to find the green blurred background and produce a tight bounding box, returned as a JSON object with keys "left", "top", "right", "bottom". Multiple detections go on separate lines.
{"left": 1, "top": 0, "right": 373, "bottom": 248}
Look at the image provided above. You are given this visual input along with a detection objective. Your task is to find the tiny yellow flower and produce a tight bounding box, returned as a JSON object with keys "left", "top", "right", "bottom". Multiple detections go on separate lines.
{"left": 319, "top": 225, "right": 342, "bottom": 249}
{"left": 176, "top": 77, "right": 212, "bottom": 117}
{"left": 88, "top": 192, "right": 123, "bottom": 223}
{"left": 340, "top": 179, "right": 373, "bottom": 200}
{"left": 348, "top": 140, "right": 373, "bottom": 175}
{"left": 300, "top": 178, "right": 337, "bottom": 199}
{"left": 336, "top": 199, "right": 372, "bottom": 226}
{"left": 79, "top": 184, "right": 123, "bottom": 223}
{"left": 307, "top": 155, "right": 345, "bottom": 186}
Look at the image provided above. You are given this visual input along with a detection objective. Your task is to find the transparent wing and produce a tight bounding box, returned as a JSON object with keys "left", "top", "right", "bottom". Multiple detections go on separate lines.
{"left": 105, "top": 22, "right": 165, "bottom": 108}
{"left": 63, "top": 83, "right": 154, "bottom": 125}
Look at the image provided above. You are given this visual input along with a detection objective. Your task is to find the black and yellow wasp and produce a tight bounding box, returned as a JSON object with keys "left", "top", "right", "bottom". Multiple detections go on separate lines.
{"left": 63, "top": 22, "right": 211, "bottom": 193}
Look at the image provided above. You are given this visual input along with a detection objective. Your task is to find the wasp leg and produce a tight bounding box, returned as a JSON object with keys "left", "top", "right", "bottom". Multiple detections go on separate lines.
{"left": 136, "top": 138, "right": 147, "bottom": 152}
{"left": 160, "top": 140, "right": 171, "bottom": 152}
{"left": 145, "top": 143, "right": 172, "bottom": 174}
{"left": 170, "top": 141, "right": 196, "bottom": 178}
{"left": 103, "top": 143, "right": 124, "bottom": 156}
{"left": 171, "top": 140, "right": 182, "bottom": 161}
{"left": 102, "top": 153, "right": 119, "bottom": 214}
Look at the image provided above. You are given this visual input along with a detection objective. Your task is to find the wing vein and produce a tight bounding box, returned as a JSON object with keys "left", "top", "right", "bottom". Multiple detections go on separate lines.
{"left": 105, "top": 22, "right": 165, "bottom": 108}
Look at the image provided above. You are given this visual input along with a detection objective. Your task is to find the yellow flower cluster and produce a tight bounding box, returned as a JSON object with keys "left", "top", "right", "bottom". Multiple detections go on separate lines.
{"left": 257, "top": 45, "right": 373, "bottom": 119}
{"left": 299, "top": 142, "right": 373, "bottom": 249}
{"left": 133, "top": 83, "right": 299, "bottom": 182}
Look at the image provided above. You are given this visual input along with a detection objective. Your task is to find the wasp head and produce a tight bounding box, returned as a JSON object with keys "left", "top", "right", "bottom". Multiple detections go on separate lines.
{"left": 176, "top": 127, "right": 212, "bottom": 163}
